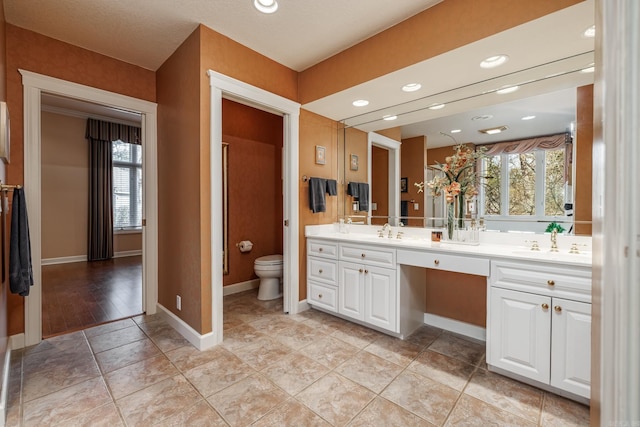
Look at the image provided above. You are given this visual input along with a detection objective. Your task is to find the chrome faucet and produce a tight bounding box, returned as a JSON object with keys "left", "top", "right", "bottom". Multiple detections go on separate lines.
{"left": 381, "top": 223, "right": 392, "bottom": 238}
{"left": 550, "top": 229, "right": 559, "bottom": 252}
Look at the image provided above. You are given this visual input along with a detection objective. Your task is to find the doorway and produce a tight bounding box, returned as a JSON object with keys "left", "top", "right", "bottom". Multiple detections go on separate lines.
{"left": 21, "top": 70, "right": 158, "bottom": 347}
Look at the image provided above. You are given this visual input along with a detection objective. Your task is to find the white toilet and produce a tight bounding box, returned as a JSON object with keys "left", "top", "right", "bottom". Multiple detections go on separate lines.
{"left": 254, "top": 254, "right": 283, "bottom": 300}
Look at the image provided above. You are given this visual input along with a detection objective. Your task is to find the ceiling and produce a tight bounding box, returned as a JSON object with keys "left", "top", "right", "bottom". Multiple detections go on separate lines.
{"left": 6, "top": 0, "right": 595, "bottom": 148}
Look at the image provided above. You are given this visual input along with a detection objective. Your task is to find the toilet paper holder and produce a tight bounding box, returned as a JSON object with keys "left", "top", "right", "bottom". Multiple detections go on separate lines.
{"left": 236, "top": 240, "right": 253, "bottom": 252}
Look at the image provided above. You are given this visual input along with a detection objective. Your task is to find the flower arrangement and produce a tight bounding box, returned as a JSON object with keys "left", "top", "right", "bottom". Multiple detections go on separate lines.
{"left": 415, "top": 144, "right": 485, "bottom": 239}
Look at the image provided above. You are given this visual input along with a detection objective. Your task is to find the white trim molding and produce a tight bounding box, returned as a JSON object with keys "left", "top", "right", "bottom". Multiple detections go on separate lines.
{"left": 223, "top": 279, "right": 260, "bottom": 296}
{"left": 208, "top": 70, "right": 300, "bottom": 349}
{"left": 157, "top": 304, "right": 216, "bottom": 351}
{"left": 423, "top": 313, "right": 486, "bottom": 342}
{"left": 20, "top": 70, "right": 158, "bottom": 347}
{"left": 41, "top": 255, "right": 86, "bottom": 266}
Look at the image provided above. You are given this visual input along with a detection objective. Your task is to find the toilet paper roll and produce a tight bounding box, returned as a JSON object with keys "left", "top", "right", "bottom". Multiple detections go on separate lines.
{"left": 237, "top": 240, "right": 253, "bottom": 252}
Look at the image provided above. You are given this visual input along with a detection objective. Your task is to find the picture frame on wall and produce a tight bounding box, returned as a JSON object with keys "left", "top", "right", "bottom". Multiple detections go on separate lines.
{"left": 0, "top": 102, "right": 10, "bottom": 164}
{"left": 350, "top": 154, "right": 359, "bottom": 171}
{"left": 400, "top": 177, "right": 408, "bottom": 193}
{"left": 315, "top": 145, "right": 326, "bottom": 165}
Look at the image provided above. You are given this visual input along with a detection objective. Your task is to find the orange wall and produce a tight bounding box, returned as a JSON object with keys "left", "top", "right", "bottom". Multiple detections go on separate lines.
{"left": 5, "top": 25, "right": 155, "bottom": 336}
{"left": 344, "top": 127, "right": 368, "bottom": 218}
{"left": 222, "top": 99, "right": 283, "bottom": 287}
{"left": 401, "top": 136, "right": 426, "bottom": 226}
{"left": 298, "top": 0, "right": 583, "bottom": 103}
{"left": 575, "top": 85, "right": 593, "bottom": 235}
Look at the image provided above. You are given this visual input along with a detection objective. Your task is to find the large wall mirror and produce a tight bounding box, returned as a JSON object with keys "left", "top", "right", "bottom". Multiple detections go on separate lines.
{"left": 334, "top": 1, "right": 595, "bottom": 235}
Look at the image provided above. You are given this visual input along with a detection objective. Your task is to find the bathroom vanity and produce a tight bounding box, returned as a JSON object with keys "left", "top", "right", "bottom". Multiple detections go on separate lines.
{"left": 305, "top": 224, "right": 592, "bottom": 402}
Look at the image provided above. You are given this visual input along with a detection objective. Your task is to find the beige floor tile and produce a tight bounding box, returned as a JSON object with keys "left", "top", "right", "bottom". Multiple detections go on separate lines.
{"left": 464, "top": 368, "right": 543, "bottom": 424}
{"left": 22, "top": 331, "right": 87, "bottom": 357}
{"left": 299, "top": 335, "right": 359, "bottom": 369}
{"left": 208, "top": 374, "right": 289, "bottom": 426}
{"left": 249, "top": 314, "right": 297, "bottom": 334}
{"left": 274, "top": 321, "right": 326, "bottom": 350}
{"left": 252, "top": 399, "right": 331, "bottom": 426}
{"left": 540, "top": 392, "right": 590, "bottom": 427}
{"left": 408, "top": 350, "right": 477, "bottom": 391}
{"left": 183, "top": 350, "right": 254, "bottom": 397}
{"left": 87, "top": 325, "right": 147, "bottom": 353}
{"left": 104, "top": 354, "right": 179, "bottom": 399}
{"left": 427, "top": 332, "right": 485, "bottom": 365}
{"left": 301, "top": 310, "right": 354, "bottom": 335}
{"left": 148, "top": 325, "right": 191, "bottom": 352}
{"left": 83, "top": 318, "right": 137, "bottom": 338}
{"left": 349, "top": 396, "right": 435, "bottom": 427}
{"left": 336, "top": 351, "right": 404, "bottom": 393}
{"left": 380, "top": 370, "right": 460, "bottom": 426}
{"left": 156, "top": 400, "right": 227, "bottom": 427}
{"left": 94, "top": 337, "right": 161, "bottom": 373}
{"left": 221, "top": 323, "right": 267, "bottom": 352}
{"left": 231, "top": 335, "right": 293, "bottom": 370}
{"left": 23, "top": 338, "right": 93, "bottom": 372}
{"left": 331, "top": 323, "right": 384, "bottom": 349}
{"left": 116, "top": 375, "right": 201, "bottom": 426}
{"left": 364, "top": 334, "right": 422, "bottom": 367}
{"left": 55, "top": 402, "right": 124, "bottom": 427}
{"left": 297, "top": 372, "right": 375, "bottom": 426}
{"left": 261, "top": 352, "right": 330, "bottom": 395}
{"left": 445, "top": 394, "right": 536, "bottom": 427}
{"left": 22, "top": 377, "right": 112, "bottom": 427}
{"left": 405, "top": 325, "right": 443, "bottom": 348}
{"left": 165, "top": 343, "right": 231, "bottom": 371}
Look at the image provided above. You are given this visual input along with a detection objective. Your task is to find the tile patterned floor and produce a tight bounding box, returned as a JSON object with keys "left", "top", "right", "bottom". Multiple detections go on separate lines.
{"left": 6, "top": 289, "right": 590, "bottom": 426}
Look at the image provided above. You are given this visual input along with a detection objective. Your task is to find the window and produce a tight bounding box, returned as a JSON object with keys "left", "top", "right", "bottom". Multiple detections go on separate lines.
{"left": 112, "top": 140, "right": 142, "bottom": 230}
{"left": 480, "top": 147, "right": 567, "bottom": 218}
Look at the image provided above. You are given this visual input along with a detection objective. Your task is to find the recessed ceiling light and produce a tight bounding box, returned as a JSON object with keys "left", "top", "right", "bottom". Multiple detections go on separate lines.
{"left": 352, "top": 99, "right": 369, "bottom": 107}
{"left": 479, "top": 126, "right": 507, "bottom": 135}
{"left": 402, "top": 83, "right": 422, "bottom": 92}
{"left": 428, "top": 103, "right": 445, "bottom": 110}
{"left": 254, "top": 0, "right": 278, "bottom": 13}
{"left": 450, "top": 129, "right": 462, "bottom": 134}
{"left": 471, "top": 114, "right": 493, "bottom": 121}
{"left": 583, "top": 25, "right": 595, "bottom": 38}
{"left": 382, "top": 115, "right": 397, "bottom": 121}
{"left": 521, "top": 115, "right": 536, "bottom": 121}
{"left": 480, "top": 54, "right": 509, "bottom": 69}
{"left": 496, "top": 85, "right": 519, "bottom": 95}
{"left": 581, "top": 64, "right": 595, "bottom": 73}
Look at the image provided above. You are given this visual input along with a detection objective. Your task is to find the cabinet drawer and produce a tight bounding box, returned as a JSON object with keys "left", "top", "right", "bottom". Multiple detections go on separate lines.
{"left": 397, "top": 249, "right": 490, "bottom": 276}
{"left": 308, "top": 281, "right": 337, "bottom": 312}
{"left": 491, "top": 260, "right": 591, "bottom": 302}
{"left": 339, "top": 244, "right": 396, "bottom": 268}
{"left": 308, "top": 257, "right": 337, "bottom": 285}
{"left": 307, "top": 239, "right": 338, "bottom": 259}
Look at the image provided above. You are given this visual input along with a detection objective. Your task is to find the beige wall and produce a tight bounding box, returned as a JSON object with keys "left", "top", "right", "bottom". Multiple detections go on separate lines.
{"left": 575, "top": 84, "right": 593, "bottom": 235}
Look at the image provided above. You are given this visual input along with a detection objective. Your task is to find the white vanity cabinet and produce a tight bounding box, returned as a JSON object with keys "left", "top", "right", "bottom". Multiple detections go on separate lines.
{"left": 488, "top": 260, "right": 591, "bottom": 400}
{"left": 306, "top": 240, "right": 339, "bottom": 312}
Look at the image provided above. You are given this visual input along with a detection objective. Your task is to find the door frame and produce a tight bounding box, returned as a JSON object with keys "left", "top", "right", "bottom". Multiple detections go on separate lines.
{"left": 20, "top": 70, "right": 158, "bottom": 347}
{"left": 208, "top": 70, "right": 300, "bottom": 346}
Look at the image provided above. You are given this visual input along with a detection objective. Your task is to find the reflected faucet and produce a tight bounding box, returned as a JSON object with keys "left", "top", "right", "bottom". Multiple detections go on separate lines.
{"left": 550, "top": 229, "right": 559, "bottom": 252}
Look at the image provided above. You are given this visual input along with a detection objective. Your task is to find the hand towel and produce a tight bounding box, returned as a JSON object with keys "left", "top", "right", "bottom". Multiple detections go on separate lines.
{"left": 357, "top": 182, "right": 370, "bottom": 212}
{"left": 309, "top": 177, "right": 327, "bottom": 213}
{"left": 347, "top": 182, "right": 359, "bottom": 197}
{"left": 9, "top": 188, "right": 33, "bottom": 296}
{"left": 326, "top": 179, "right": 338, "bottom": 196}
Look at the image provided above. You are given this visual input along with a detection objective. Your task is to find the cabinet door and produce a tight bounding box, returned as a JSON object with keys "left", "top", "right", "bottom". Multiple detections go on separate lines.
{"left": 364, "top": 265, "right": 397, "bottom": 332}
{"left": 338, "top": 261, "right": 364, "bottom": 321}
{"left": 489, "top": 288, "right": 551, "bottom": 383}
{"left": 550, "top": 298, "right": 591, "bottom": 398}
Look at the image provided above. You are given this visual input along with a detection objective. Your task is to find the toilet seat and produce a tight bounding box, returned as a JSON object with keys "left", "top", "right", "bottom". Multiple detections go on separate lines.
{"left": 255, "top": 254, "right": 283, "bottom": 266}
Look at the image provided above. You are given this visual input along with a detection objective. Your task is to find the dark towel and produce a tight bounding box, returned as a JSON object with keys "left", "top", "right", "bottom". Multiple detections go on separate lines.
{"left": 326, "top": 179, "right": 338, "bottom": 196}
{"left": 347, "top": 182, "right": 359, "bottom": 197}
{"left": 400, "top": 200, "right": 409, "bottom": 226}
{"left": 309, "top": 177, "right": 327, "bottom": 213}
{"left": 9, "top": 188, "right": 33, "bottom": 296}
{"left": 357, "top": 182, "right": 369, "bottom": 212}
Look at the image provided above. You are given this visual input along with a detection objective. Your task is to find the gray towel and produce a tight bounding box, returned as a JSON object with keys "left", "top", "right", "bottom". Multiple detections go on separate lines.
{"left": 326, "top": 179, "right": 338, "bottom": 196}
{"left": 347, "top": 182, "right": 359, "bottom": 197}
{"left": 309, "top": 177, "right": 327, "bottom": 213}
{"left": 357, "top": 182, "right": 369, "bottom": 212}
{"left": 9, "top": 188, "right": 33, "bottom": 296}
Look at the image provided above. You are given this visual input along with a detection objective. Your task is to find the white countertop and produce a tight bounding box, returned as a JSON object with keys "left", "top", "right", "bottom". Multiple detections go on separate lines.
{"left": 305, "top": 224, "right": 592, "bottom": 267}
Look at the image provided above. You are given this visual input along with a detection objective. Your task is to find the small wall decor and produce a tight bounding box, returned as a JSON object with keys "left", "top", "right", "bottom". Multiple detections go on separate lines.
{"left": 315, "top": 145, "right": 326, "bottom": 165}
{"left": 400, "top": 177, "right": 408, "bottom": 193}
{"left": 350, "top": 154, "right": 359, "bottom": 171}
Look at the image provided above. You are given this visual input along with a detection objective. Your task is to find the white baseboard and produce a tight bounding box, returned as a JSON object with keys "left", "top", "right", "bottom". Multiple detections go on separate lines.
{"left": 41, "top": 250, "right": 142, "bottom": 265}
{"left": 9, "top": 334, "right": 25, "bottom": 350}
{"left": 41, "top": 255, "right": 86, "bottom": 266}
{"left": 156, "top": 304, "right": 217, "bottom": 351}
{"left": 424, "top": 313, "right": 486, "bottom": 342}
{"left": 0, "top": 344, "right": 10, "bottom": 427}
{"left": 297, "top": 299, "right": 310, "bottom": 313}
{"left": 223, "top": 279, "right": 260, "bottom": 296}
{"left": 113, "top": 250, "right": 142, "bottom": 258}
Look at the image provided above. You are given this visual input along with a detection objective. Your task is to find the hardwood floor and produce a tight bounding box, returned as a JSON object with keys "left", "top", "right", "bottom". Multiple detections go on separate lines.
{"left": 42, "top": 256, "right": 143, "bottom": 338}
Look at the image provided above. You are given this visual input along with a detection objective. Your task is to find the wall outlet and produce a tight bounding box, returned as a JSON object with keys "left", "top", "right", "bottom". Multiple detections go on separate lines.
{"left": 414, "top": 203, "right": 419, "bottom": 211}
{"left": 176, "top": 295, "right": 182, "bottom": 311}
